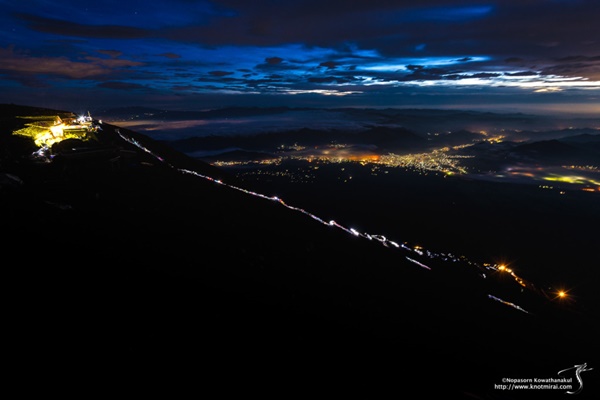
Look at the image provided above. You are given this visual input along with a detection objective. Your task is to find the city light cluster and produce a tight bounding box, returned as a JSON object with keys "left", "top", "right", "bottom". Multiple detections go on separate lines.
{"left": 210, "top": 145, "right": 472, "bottom": 177}
{"left": 377, "top": 150, "right": 472, "bottom": 175}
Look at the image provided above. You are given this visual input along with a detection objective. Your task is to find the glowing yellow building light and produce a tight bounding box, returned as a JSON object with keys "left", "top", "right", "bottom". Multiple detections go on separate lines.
{"left": 50, "top": 125, "right": 64, "bottom": 137}
{"left": 13, "top": 114, "right": 99, "bottom": 148}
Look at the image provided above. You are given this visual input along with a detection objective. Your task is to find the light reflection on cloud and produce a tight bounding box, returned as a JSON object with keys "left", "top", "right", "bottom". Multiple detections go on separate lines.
{"left": 477, "top": 165, "right": 600, "bottom": 190}
{"left": 279, "top": 89, "right": 362, "bottom": 96}
{"left": 360, "top": 56, "right": 490, "bottom": 72}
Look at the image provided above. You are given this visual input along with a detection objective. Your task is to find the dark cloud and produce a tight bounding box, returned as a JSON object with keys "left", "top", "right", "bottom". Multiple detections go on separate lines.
{"left": 400, "top": 65, "right": 462, "bottom": 81}
{"left": 159, "top": 52, "right": 182, "bottom": 59}
{"left": 16, "top": 13, "right": 149, "bottom": 39}
{"left": 308, "top": 76, "right": 352, "bottom": 84}
{"left": 255, "top": 59, "right": 299, "bottom": 71}
{"left": 160, "top": 0, "right": 597, "bottom": 65}
{"left": 98, "top": 50, "right": 123, "bottom": 59}
{"left": 0, "top": 73, "right": 51, "bottom": 88}
{"left": 506, "top": 71, "right": 538, "bottom": 77}
{"left": 265, "top": 57, "right": 284, "bottom": 65}
{"left": 557, "top": 55, "right": 600, "bottom": 62}
{"left": 172, "top": 84, "right": 201, "bottom": 92}
{"left": 208, "top": 70, "right": 234, "bottom": 77}
{"left": 468, "top": 72, "right": 501, "bottom": 79}
{"left": 83, "top": 56, "right": 144, "bottom": 69}
{"left": 98, "top": 81, "right": 146, "bottom": 90}
{"left": 0, "top": 46, "right": 107, "bottom": 79}
{"left": 541, "top": 62, "right": 600, "bottom": 80}
{"left": 319, "top": 61, "right": 339, "bottom": 69}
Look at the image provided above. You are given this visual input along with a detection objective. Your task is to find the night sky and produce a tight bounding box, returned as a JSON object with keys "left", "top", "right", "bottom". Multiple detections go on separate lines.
{"left": 1, "top": 0, "right": 599, "bottom": 114}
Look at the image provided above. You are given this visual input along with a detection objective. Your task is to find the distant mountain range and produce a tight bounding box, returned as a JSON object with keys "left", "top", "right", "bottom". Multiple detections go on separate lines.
{"left": 457, "top": 133, "right": 600, "bottom": 168}
{"left": 95, "top": 105, "right": 569, "bottom": 125}
{"left": 92, "top": 105, "right": 600, "bottom": 167}
{"left": 163, "top": 123, "right": 600, "bottom": 169}
{"left": 97, "top": 105, "right": 600, "bottom": 135}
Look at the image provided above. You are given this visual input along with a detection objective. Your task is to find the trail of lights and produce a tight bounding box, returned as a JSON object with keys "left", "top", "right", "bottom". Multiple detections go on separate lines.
{"left": 117, "top": 129, "right": 567, "bottom": 315}
{"left": 406, "top": 257, "right": 432, "bottom": 270}
{"left": 118, "top": 130, "right": 408, "bottom": 250}
{"left": 488, "top": 294, "right": 530, "bottom": 314}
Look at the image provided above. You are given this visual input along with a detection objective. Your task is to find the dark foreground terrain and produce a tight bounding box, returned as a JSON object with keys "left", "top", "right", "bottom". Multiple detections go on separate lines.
{"left": 2, "top": 104, "right": 598, "bottom": 398}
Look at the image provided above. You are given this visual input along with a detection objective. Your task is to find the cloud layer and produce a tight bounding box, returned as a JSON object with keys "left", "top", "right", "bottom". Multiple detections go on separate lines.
{"left": 1, "top": 0, "right": 599, "bottom": 112}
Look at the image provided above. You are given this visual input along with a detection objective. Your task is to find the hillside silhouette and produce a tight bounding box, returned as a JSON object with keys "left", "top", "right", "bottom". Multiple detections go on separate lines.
{"left": 2, "top": 104, "right": 597, "bottom": 398}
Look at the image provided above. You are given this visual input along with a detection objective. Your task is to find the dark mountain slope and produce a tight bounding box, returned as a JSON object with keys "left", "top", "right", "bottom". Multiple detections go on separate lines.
{"left": 510, "top": 139, "right": 600, "bottom": 165}
{"left": 2, "top": 104, "right": 597, "bottom": 398}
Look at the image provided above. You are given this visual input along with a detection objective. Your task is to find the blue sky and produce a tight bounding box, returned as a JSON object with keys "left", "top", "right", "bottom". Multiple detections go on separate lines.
{"left": 1, "top": 0, "right": 599, "bottom": 114}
